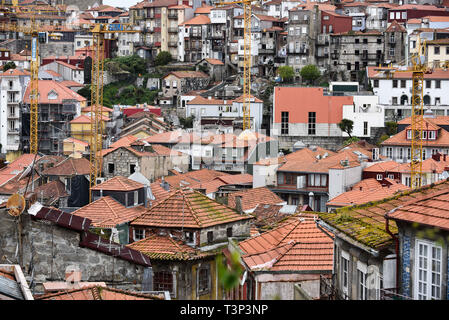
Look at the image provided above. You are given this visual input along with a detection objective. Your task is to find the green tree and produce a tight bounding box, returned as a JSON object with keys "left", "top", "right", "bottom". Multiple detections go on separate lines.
{"left": 179, "top": 115, "right": 195, "bottom": 129}
{"left": 338, "top": 118, "right": 354, "bottom": 138}
{"left": 300, "top": 64, "right": 321, "bottom": 85}
{"left": 277, "top": 66, "right": 294, "bottom": 82}
{"left": 154, "top": 51, "right": 172, "bottom": 66}
{"left": 385, "top": 121, "right": 398, "bottom": 136}
{"left": 2, "top": 61, "right": 16, "bottom": 72}
{"left": 216, "top": 249, "right": 244, "bottom": 292}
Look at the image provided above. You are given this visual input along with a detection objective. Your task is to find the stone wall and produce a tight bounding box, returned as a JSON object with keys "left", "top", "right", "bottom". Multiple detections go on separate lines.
{"left": 199, "top": 220, "right": 251, "bottom": 247}
{"left": 0, "top": 209, "right": 148, "bottom": 295}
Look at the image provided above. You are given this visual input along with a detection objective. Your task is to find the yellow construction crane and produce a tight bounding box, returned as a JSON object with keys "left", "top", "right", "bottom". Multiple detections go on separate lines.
{"left": 375, "top": 37, "right": 429, "bottom": 189}
{"left": 88, "top": 23, "right": 138, "bottom": 202}
{"left": 0, "top": 8, "right": 61, "bottom": 154}
{"left": 216, "top": 0, "right": 254, "bottom": 130}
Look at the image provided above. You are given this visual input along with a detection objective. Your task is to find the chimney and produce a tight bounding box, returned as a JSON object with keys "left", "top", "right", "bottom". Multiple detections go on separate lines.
{"left": 235, "top": 195, "right": 243, "bottom": 213}
{"left": 308, "top": 192, "right": 314, "bottom": 211}
{"left": 65, "top": 265, "right": 81, "bottom": 285}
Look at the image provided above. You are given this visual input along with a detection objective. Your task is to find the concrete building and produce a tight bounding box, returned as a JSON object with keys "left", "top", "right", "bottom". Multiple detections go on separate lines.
{"left": 160, "top": 71, "right": 210, "bottom": 106}
{"left": 0, "top": 69, "right": 30, "bottom": 157}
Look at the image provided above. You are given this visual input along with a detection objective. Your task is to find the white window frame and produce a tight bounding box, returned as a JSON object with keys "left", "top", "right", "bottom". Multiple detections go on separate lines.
{"left": 414, "top": 239, "right": 442, "bottom": 300}
{"left": 134, "top": 190, "right": 138, "bottom": 206}
{"left": 341, "top": 250, "right": 350, "bottom": 299}
{"left": 133, "top": 228, "right": 145, "bottom": 241}
{"left": 376, "top": 174, "right": 383, "bottom": 181}
{"left": 357, "top": 261, "right": 368, "bottom": 300}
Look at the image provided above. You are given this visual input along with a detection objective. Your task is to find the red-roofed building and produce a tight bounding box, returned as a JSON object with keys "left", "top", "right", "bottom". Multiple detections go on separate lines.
{"left": 388, "top": 5, "right": 449, "bottom": 24}
{"left": 22, "top": 80, "right": 86, "bottom": 155}
{"left": 234, "top": 214, "right": 334, "bottom": 300}
{"left": 160, "top": 71, "right": 210, "bottom": 105}
{"left": 272, "top": 87, "right": 355, "bottom": 150}
{"left": 129, "top": 0, "right": 193, "bottom": 58}
{"left": 195, "top": 58, "right": 225, "bottom": 81}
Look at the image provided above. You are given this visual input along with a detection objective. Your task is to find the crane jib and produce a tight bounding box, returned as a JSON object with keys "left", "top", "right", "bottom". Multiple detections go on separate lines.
{"left": 107, "top": 24, "right": 125, "bottom": 32}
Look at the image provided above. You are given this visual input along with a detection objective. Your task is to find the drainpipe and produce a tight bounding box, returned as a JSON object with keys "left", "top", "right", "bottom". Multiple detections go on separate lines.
{"left": 385, "top": 215, "right": 400, "bottom": 292}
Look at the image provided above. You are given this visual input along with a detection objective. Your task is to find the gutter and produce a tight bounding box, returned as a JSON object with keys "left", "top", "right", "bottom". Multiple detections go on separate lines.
{"left": 316, "top": 219, "right": 380, "bottom": 257}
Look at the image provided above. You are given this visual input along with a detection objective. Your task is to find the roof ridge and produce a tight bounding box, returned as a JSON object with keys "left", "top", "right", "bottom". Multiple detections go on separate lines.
{"left": 182, "top": 189, "right": 203, "bottom": 228}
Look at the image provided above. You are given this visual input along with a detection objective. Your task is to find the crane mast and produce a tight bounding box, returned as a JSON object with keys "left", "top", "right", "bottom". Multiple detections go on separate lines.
{"left": 217, "top": 0, "right": 254, "bottom": 131}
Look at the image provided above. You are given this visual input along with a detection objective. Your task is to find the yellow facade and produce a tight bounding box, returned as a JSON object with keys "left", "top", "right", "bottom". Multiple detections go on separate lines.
{"left": 6, "top": 150, "right": 22, "bottom": 163}
{"left": 81, "top": 109, "right": 111, "bottom": 118}
{"left": 70, "top": 121, "right": 106, "bottom": 150}
{"left": 133, "top": 130, "right": 151, "bottom": 139}
{"left": 63, "top": 139, "right": 88, "bottom": 158}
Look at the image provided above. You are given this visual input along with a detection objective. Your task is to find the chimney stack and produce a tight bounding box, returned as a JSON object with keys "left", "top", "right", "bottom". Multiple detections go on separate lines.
{"left": 235, "top": 195, "right": 243, "bottom": 214}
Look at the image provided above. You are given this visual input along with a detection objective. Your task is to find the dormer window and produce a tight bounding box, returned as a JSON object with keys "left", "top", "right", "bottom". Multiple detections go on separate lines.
{"left": 428, "top": 130, "right": 436, "bottom": 140}
{"left": 407, "top": 130, "right": 412, "bottom": 140}
{"left": 48, "top": 89, "right": 58, "bottom": 100}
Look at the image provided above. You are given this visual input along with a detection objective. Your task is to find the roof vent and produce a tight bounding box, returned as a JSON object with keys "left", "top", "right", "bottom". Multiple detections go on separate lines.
{"left": 340, "top": 159, "right": 349, "bottom": 167}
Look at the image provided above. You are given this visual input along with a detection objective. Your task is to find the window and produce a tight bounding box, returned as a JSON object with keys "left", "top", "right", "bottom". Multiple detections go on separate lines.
{"left": 426, "top": 80, "right": 431, "bottom": 89}
{"left": 429, "top": 131, "right": 436, "bottom": 140}
{"left": 401, "top": 80, "right": 406, "bottom": 88}
{"left": 388, "top": 174, "right": 395, "bottom": 179}
{"left": 130, "top": 164, "right": 136, "bottom": 174}
{"left": 434, "top": 46, "right": 440, "bottom": 55}
{"left": 198, "top": 267, "right": 210, "bottom": 294}
{"left": 363, "top": 39, "right": 368, "bottom": 44}
{"left": 207, "top": 231, "right": 213, "bottom": 243}
{"left": 376, "top": 174, "right": 383, "bottom": 181}
{"left": 133, "top": 190, "right": 138, "bottom": 206}
{"left": 308, "top": 112, "right": 316, "bottom": 135}
{"left": 407, "top": 148, "right": 411, "bottom": 160}
{"left": 387, "top": 147, "right": 393, "bottom": 158}
{"left": 423, "top": 149, "right": 427, "bottom": 159}
{"left": 227, "top": 227, "right": 233, "bottom": 237}
{"left": 435, "top": 80, "right": 441, "bottom": 89}
{"left": 373, "top": 79, "right": 379, "bottom": 88}
{"left": 134, "top": 228, "right": 145, "bottom": 241}
{"left": 415, "top": 240, "right": 442, "bottom": 300}
{"left": 232, "top": 148, "right": 237, "bottom": 158}
{"left": 347, "top": 62, "right": 351, "bottom": 71}
{"left": 358, "top": 265, "right": 368, "bottom": 300}
{"left": 407, "top": 130, "right": 412, "bottom": 140}
{"left": 364, "top": 121, "right": 368, "bottom": 136}
{"left": 399, "top": 148, "right": 404, "bottom": 159}
{"left": 108, "top": 163, "right": 115, "bottom": 174}
{"left": 281, "top": 111, "right": 289, "bottom": 135}
{"left": 355, "top": 38, "right": 359, "bottom": 44}
{"left": 392, "top": 80, "right": 398, "bottom": 88}
{"left": 435, "top": 97, "right": 441, "bottom": 105}
{"left": 341, "top": 251, "right": 349, "bottom": 298}
{"left": 153, "top": 271, "right": 173, "bottom": 293}
{"left": 184, "top": 231, "right": 194, "bottom": 243}
{"left": 392, "top": 97, "right": 398, "bottom": 105}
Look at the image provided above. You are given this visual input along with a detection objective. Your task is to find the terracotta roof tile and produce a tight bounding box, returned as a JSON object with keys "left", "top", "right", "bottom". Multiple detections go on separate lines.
{"left": 127, "top": 233, "right": 212, "bottom": 260}
{"left": 150, "top": 181, "right": 171, "bottom": 204}
{"left": 23, "top": 80, "right": 86, "bottom": 104}
{"left": 41, "top": 157, "right": 90, "bottom": 176}
{"left": 386, "top": 180, "right": 449, "bottom": 230}
{"left": 227, "top": 187, "right": 284, "bottom": 212}
{"left": 91, "top": 176, "right": 144, "bottom": 192}
{"left": 131, "top": 188, "right": 253, "bottom": 229}
{"left": 239, "top": 215, "right": 333, "bottom": 272}
{"left": 37, "top": 285, "right": 163, "bottom": 300}
{"left": 70, "top": 114, "right": 110, "bottom": 123}
{"left": 72, "top": 196, "right": 145, "bottom": 228}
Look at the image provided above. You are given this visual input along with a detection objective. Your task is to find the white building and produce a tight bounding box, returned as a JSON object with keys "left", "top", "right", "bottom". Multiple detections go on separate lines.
{"left": 342, "top": 95, "right": 384, "bottom": 138}
{"left": 367, "top": 66, "right": 449, "bottom": 121}
{"left": 186, "top": 95, "right": 264, "bottom": 132}
{"left": 42, "top": 61, "right": 84, "bottom": 84}
{"left": 0, "top": 69, "right": 30, "bottom": 154}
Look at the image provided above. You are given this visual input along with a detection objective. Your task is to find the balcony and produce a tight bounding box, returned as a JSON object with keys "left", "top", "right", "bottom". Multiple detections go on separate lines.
{"left": 8, "top": 128, "right": 19, "bottom": 134}
{"left": 168, "top": 12, "right": 177, "bottom": 19}
{"left": 168, "top": 27, "right": 178, "bottom": 33}
{"left": 168, "top": 41, "right": 177, "bottom": 47}
{"left": 189, "top": 31, "right": 202, "bottom": 38}
{"left": 208, "top": 33, "right": 224, "bottom": 39}
{"left": 7, "top": 113, "right": 18, "bottom": 119}
{"left": 212, "top": 44, "right": 223, "bottom": 51}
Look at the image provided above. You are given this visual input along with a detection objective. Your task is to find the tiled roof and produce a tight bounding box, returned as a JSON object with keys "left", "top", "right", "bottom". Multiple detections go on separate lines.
{"left": 164, "top": 70, "right": 209, "bottom": 79}
{"left": 363, "top": 160, "right": 403, "bottom": 173}
{"left": 385, "top": 20, "right": 406, "bottom": 32}
{"left": 143, "top": 130, "right": 200, "bottom": 144}
{"left": 127, "top": 234, "right": 213, "bottom": 260}
{"left": 204, "top": 58, "right": 224, "bottom": 65}
{"left": 131, "top": 188, "right": 253, "bottom": 229}
{"left": 150, "top": 181, "right": 171, "bottom": 204}
{"left": 227, "top": 187, "right": 284, "bottom": 212}
{"left": 194, "top": 4, "right": 213, "bottom": 14}
{"left": 70, "top": 114, "right": 110, "bottom": 123}
{"left": 41, "top": 157, "right": 91, "bottom": 176}
{"left": 37, "top": 285, "right": 163, "bottom": 300}
{"left": 386, "top": 180, "right": 449, "bottom": 230}
{"left": 250, "top": 204, "right": 293, "bottom": 230}
{"left": 187, "top": 96, "right": 232, "bottom": 105}
{"left": 64, "top": 137, "right": 89, "bottom": 147}
{"left": 91, "top": 176, "right": 144, "bottom": 192}
{"left": 23, "top": 80, "right": 86, "bottom": 104}
{"left": 318, "top": 181, "right": 449, "bottom": 250}
{"left": 29, "top": 180, "right": 69, "bottom": 203}
{"left": 157, "top": 169, "right": 229, "bottom": 190}
{"left": 60, "top": 80, "right": 84, "bottom": 87}
{"left": 214, "top": 173, "right": 253, "bottom": 186}
{"left": 71, "top": 196, "right": 145, "bottom": 228}
{"left": 239, "top": 215, "right": 333, "bottom": 272}
{"left": 327, "top": 178, "right": 409, "bottom": 207}
{"left": 368, "top": 67, "right": 449, "bottom": 79}
{"left": 0, "top": 69, "right": 30, "bottom": 77}
{"left": 0, "top": 154, "right": 38, "bottom": 176}
{"left": 381, "top": 127, "right": 449, "bottom": 148}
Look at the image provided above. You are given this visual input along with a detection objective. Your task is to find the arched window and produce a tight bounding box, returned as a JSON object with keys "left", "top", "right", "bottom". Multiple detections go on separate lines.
{"left": 423, "top": 95, "right": 431, "bottom": 105}
{"left": 400, "top": 95, "right": 408, "bottom": 105}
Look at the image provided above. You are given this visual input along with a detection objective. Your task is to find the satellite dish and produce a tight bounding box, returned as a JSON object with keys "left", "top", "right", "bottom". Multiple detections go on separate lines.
{"left": 6, "top": 193, "right": 26, "bottom": 217}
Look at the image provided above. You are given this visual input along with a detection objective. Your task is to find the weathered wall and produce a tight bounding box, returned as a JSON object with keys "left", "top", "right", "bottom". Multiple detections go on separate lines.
{"left": 0, "top": 209, "right": 147, "bottom": 295}
{"left": 199, "top": 220, "right": 251, "bottom": 247}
